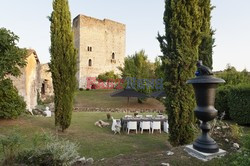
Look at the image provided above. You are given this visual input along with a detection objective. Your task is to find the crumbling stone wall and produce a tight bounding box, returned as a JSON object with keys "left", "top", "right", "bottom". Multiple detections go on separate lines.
{"left": 39, "top": 63, "right": 53, "bottom": 101}
{"left": 11, "top": 50, "right": 40, "bottom": 111}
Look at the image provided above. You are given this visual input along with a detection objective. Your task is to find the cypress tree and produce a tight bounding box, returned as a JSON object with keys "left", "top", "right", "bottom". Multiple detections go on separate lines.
{"left": 49, "top": 0, "right": 77, "bottom": 131}
{"left": 158, "top": 0, "right": 202, "bottom": 146}
{"left": 198, "top": 0, "right": 214, "bottom": 69}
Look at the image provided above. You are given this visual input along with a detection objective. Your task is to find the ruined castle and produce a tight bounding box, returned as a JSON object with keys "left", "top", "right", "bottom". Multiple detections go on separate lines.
{"left": 11, "top": 14, "right": 126, "bottom": 111}
{"left": 11, "top": 50, "right": 53, "bottom": 112}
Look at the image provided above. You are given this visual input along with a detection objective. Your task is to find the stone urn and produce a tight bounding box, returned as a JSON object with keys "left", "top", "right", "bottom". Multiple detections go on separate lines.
{"left": 187, "top": 61, "right": 225, "bottom": 153}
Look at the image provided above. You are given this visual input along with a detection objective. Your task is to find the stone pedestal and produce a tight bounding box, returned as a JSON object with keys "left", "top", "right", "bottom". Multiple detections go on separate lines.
{"left": 184, "top": 145, "right": 226, "bottom": 161}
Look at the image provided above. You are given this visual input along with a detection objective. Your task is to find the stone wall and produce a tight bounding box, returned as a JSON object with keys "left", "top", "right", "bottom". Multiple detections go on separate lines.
{"left": 11, "top": 50, "right": 40, "bottom": 112}
{"left": 73, "top": 14, "right": 126, "bottom": 88}
{"left": 39, "top": 63, "right": 53, "bottom": 101}
{"left": 74, "top": 107, "right": 164, "bottom": 113}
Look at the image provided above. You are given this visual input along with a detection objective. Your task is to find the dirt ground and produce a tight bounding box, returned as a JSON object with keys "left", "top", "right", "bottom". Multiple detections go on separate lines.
{"left": 93, "top": 146, "right": 221, "bottom": 166}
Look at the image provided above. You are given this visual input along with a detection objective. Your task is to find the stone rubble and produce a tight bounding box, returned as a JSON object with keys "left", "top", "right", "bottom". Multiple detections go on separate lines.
{"left": 86, "top": 158, "right": 94, "bottom": 164}
{"left": 166, "top": 151, "right": 174, "bottom": 156}
{"left": 73, "top": 157, "right": 94, "bottom": 165}
{"left": 233, "top": 143, "right": 240, "bottom": 149}
{"left": 74, "top": 157, "right": 86, "bottom": 165}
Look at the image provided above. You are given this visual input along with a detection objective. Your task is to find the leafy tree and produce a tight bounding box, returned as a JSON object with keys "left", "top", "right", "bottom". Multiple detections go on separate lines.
{"left": 0, "top": 28, "right": 27, "bottom": 80}
{"left": 97, "top": 71, "right": 120, "bottom": 82}
{"left": 119, "top": 50, "right": 156, "bottom": 102}
{"left": 157, "top": 0, "right": 202, "bottom": 146}
{"left": 119, "top": 50, "right": 155, "bottom": 88}
{"left": 216, "top": 65, "right": 250, "bottom": 86}
{"left": 154, "top": 56, "right": 164, "bottom": 79}
{"left": 119, "top": 56, "right": 136, "bottom": 78}
{"left": 49, "top": 0, "right": 77, "bottom": 131}
{"left": 198, "top": 0, "right": 215, "bottom": 69}
{"left": 119, "top": 50, "right": 155, "bottom": 80}
{"left": 0, "top": 28, "right": 27, "bottom": 119}
{"left": 0, "top": 79, "right": 26, "bottom": 119}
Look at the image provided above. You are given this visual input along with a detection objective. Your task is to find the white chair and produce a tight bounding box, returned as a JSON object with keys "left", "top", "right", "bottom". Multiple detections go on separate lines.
{"left": 127, "top": 121, "right": 137, "bottom": 134}
{"left": 111, "top": 118, "right": 121, "bottom": 134}
{"left": 111, "top": 118, "right": 117, "bottom": 131}
{"left": 145, "top": 115, "right": 153, "bottom": 118}
{"left": 164, "top": 121, "right": 169, "bottom": 133}
{"left": 150, "top": 121, "right": 161, "bottom": 133}
{"left": 140, "top": 121, "right": 151, "bottom": 134}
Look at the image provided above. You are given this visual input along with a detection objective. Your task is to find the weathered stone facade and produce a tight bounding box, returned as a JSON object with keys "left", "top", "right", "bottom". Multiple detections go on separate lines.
{"left": 39, "top": 64, "right": 53, "bottom": 101}
{"left": 11, "top": 49, "right": 40, "bottom": 112}
{"left": 73, "top": 14, "right": 126, "bottom": 88}
{"left": 11, "top": 51, "right": 54, "bottom": 111}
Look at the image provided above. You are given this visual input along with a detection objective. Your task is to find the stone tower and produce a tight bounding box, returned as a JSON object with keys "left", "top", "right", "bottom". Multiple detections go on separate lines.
{"left": 73, "top": 14, "right": 126, "bottom": 88}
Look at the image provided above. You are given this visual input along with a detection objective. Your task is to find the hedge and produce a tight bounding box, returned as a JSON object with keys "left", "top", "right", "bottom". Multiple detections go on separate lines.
{"left": 227, "top": 84, "right": 250, "bottom": 125}
{"left": 215, "top": 85, "right": 232, "bottom": 119}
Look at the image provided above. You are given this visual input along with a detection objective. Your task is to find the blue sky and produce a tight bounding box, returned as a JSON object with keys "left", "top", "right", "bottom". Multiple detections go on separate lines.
{"left": 0, "top": 0, "right": 249, "bottom": 71}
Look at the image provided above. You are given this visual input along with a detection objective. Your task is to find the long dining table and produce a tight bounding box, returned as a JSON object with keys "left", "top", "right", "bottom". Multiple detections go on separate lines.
{"left": 120, "top": 117, "right": 168, "bottom": 131}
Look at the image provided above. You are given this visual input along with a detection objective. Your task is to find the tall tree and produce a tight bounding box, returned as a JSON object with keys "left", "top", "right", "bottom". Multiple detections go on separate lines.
{"left": 157, "top": 0, "right": 202, "bottom": 146}
{"left": 0, "top": 28, "right": 27, "bottom": 119}
{"left": 198, "top": 0, "right": 214, "bottom": 69}
{"left": 0, "top": 28, "right": 27, "bottom": 80}
{"left": 49, "top": 0, "right": 77, "bottom": 131}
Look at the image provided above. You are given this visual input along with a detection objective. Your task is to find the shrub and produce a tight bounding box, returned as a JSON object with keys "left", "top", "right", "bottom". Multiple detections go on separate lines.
{"left": 106, "top": 113, "right": 111, "bottom": 120}
{"left": 227, "top": 84, "right": 250, "bottom": 124}
{"left": 230, "top": 124, "right": 243, "bottom": 141}
{"left": 0, "top": 132, "right": 22, "bottom": 165}
{"left": 97, "top": 71, "right": 119, "bottom": 82}
{"left": 15, "top": 134, "right": 80, "bottom": 166}
{"left": 0, "top": 131, "right": 81, "bottom": 166}
{"left": 79, "top": 88, "right": 84, "bottom": 91}
{"left": 0, "top": 79, "right": 26, "bottom": 119}
{"left": 215, "top": 85, "right": 232, "bottom": 119}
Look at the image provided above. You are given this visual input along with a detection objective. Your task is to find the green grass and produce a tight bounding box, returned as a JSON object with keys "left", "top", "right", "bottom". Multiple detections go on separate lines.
{"left": 1, "top": 112, "right": 250, "bottom": 165}
{"left": 74, "top": 89, "right": 165, "bottom": 110}
{"left": 2, "top": 89, "right": 250, "bottom": 165}
{"left": 0, "top": 112, "right": 168, "bottom": 160}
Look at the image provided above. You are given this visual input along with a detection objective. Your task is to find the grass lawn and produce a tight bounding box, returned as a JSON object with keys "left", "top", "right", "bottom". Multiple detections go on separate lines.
{"left": 0, "top": 112, "right": 169, "bottom": 161}
{"left": 1, "top": 112, "right": 250, "bottom": 165}
{"left": 74, "top": 89, "right": 165, "bottom": 110}
{"left": 1, "top": 89, "right": 250, "bottom": 165}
